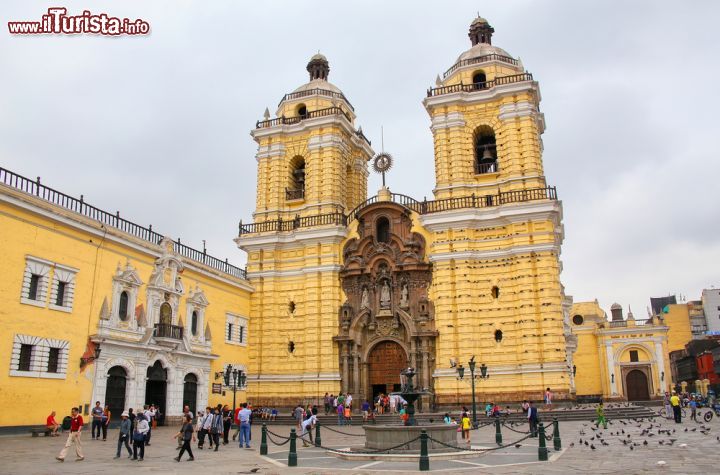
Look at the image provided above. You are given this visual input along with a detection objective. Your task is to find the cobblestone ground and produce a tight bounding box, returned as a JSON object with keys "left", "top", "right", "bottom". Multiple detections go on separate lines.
{"left": 2, "top": 413, "right": 720, "bottom": 474}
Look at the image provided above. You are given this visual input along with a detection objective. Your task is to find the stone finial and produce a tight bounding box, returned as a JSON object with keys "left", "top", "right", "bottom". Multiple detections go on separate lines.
{"left": 99, "top": 296, "right": 110, "bottom": 320}
{"left": 136, "top": 304, "right": 147, "bottom": 327}
{"left": 263, "top": 107, "right": 270, "bottom": 120}
{"left": 204, "top": 322, "right": 212, "bottom": 340}
{"left": 435, "top": 74, "right": 442, "bottom": 87}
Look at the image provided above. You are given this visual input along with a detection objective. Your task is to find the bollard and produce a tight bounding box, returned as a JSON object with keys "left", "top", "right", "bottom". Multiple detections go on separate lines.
{"left": 315, "top": 420, "right": 322, "bottom": 448}
{"left": 260, "top": 424, "right": 268, "bottom": 456}
{"left": 538, "top": 423, "right": 548, "bottom": 461}
{"left": 288, "top": 428, "right": 297, "bottom": 467}
{"left": 495, "top": 418, "right": 503, "bottom": 446}
{"left": 419, "top": 429, "right": 430, "bottom": 471}
{"left": 552, "top": 417, "right": 561, "bottom": 451}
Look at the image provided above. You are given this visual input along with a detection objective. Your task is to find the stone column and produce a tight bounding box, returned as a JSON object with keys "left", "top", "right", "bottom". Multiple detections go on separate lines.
{"left": 605, "top": 343, "right": 617, "bottom": 395}
{"left": 653, "top": 339, "right": 667, "bottom": 395}
{"left": 353, "top": 348, "right": 361, "bottom": 396}
{"left": 362, "top": 361, "right": 369, "bottom": 403}
{"left": 341, "top": 342, "right": 350, "bottom": 394}
{"left": 421, "top": 339, "right": 430, "bottom": 390}
{"left": 410, "top": 338, "right": 417, "bottom": 371}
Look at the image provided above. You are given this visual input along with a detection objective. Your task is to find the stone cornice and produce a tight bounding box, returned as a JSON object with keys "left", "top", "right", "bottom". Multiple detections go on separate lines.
{"left": 423, "top": 81, "right": 540, "bottom": 110}
{"left": 419, "top": 199, "right": 563, "bottom": 232}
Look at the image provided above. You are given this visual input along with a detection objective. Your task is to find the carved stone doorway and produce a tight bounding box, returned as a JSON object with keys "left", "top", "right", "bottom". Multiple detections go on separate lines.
{"left": 368, "top": 341, "right": 407, "bottom": 399}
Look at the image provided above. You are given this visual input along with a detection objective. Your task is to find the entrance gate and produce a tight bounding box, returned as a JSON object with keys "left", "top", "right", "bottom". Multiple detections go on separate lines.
{"left": 145, "top": 360, "right": 167, "bottom": 425}
{"left": 106, "top": 366, "right": 127, "bottom": 420}
{"left": 626, "top": 369, "right": 650, "bottom": 401}
{"left": 368, "top": 341, "right": 407, "bottom": 400}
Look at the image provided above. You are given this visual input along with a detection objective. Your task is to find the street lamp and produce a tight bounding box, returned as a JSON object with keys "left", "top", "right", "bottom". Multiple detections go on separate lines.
{"left": 80, "top": 345, "right": 101, "bottom": 366}
{"left": 216, "top": 365, "right": 246, "bottom": 421}
{"left": 456, "top": 356, "right": 489, "bottom": 428}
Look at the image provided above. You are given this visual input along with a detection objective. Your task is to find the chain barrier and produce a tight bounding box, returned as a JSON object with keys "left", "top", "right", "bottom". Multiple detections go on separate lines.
{"left": 471, "top": 420, "right": 496, "bottom": 430}
{"left": 297, "top": 433, "right": 423, "bottom": 454}
{"left": 265, "top": 428, "right": 291, "bottom": 446}
{"left": 322, "top": 425, "right": 366, "bottom": 437}
{"left": 501, "top": 422, "right": 531, "bottom": 434}
{"left": 427, "top": 433, "right": 534, "bottom": 454}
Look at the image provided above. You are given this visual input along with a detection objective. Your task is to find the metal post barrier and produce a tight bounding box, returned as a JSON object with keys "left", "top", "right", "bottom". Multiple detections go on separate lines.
{"left": 419, "top": 429, "right": 429, "bottom": 471}
{"left": 538, "top": 423, "right": 548, "bottom": 461}
{"left": 260, "top": 424, "right": 268, "bottom": 455}
{"left": 495, "top": 418, "right": 502, "bottom": 445}
{"left": 288, "top": 429, "right": 297, "bottom": 467}
{"left": 315, "top": 420, "right": 322, "bottom": 448}
{"left": 553, "top": 417, "right": 561, "bottom": 451}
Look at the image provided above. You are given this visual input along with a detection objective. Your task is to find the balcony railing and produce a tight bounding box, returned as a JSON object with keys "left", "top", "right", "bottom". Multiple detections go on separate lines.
{"left": 238, "top": 211, "right": 347, "bottom": 235}
{"left": 443, "top": 53, "right": 519, "bottom": 78}
{"left": 286, "top": 187, "right": 305, "bottom": 201}
{"left": 279, "top": 88, "right": 354, "bottom": 111}
{"left": 239, "top": 187, "right": 557, "bottom": 234}
{"left": 256, "top": 106, "right": 351, "bottom": 128}
{"left": 427, "top": 73, "right": 534, "bottom": 97}
{"left": 0, "top": 166, "right": 247, "bottom": 280}
{"left": 475, "top": 161, "right": 498, "bottom": 174}
{"left": 609, "top": 321, "right": 628, "bottom": 328}
{"left": 154, "top": 323, "right": 184, "bottom": 340}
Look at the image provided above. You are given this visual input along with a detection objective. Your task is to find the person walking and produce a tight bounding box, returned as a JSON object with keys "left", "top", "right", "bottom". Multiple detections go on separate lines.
{"left": 461, "top": 412, "right": 471, "bottom": 444}
{"left": 132, "top": 413, "right": 149, "bottom": 461}
{"left": 337, "top": 401, "right": 345, "bottom": 426}
{"left": 323, "top": 393, "right": 331, "bottom": 415}
{"left": 544, "top": 388, "right": 553, "bottom": 410}
{"left": 690, "top": 398, "right": 698, "bottom": 422}
{"left": 238, "top": 403, "right": 252, "bottom": 449}
{"left": 527, "top": 401, "right": 539, "bottom": 437}
{"left": 210, "top": 407, "right": 223, "bottom": 451}
{"left": 177, "top": 406, "right": 192, "bottom": 449}
{"left": 670, "top": 392, "right": 682, "bottom": 423}
{"left": 142, "top": 405, "right": 156, "bottom": 446}
{"left": 173, "top": 414, "right": 196, "bottom": 462}
{"left": 232, "top": 405, "right": 242, "bottom": 441}
{"left": 361, "top": 400, "right": 370, "bottom": 422}
{"left": 198, "top": 407, "right": 213, "bottom": 449}
{"left": 663, "top": 392, "right": 673, "bottom": 420}
{"left": 596, "top": 401, "right": 608, "bottom": 429}
{"left": 101, "top": 405, "right": 111, "bottom": 441}
{"left": 91, "top": 401, "right": 103, "bottom": 440}
{"left": 56, "top": 407, "right": 84, "bottom": 462}
{"left": 222, "top": 404, "right": 232, "bottom": 445}
{"left": 294, "top": 404, "right": 304, "bottom": 431}
{"left": 114, "top": 411, "right": 132, "bottom": 459}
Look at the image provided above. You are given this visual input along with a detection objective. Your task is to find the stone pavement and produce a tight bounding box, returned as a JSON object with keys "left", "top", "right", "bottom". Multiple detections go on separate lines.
{"left": 2, "top": 414, "right": 720, "bottom": 474}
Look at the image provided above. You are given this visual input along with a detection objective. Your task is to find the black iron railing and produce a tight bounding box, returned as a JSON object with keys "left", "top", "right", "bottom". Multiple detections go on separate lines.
{"left": 279, "top": 88, "right": 354, "bottom": 111}
{"left": 0, "top": 166, "right": 247, "bottom": 280}
{"left": 443, "top": 53, "right": 519, "bottom": 78}
{"left": 427, "top": 73, "right": 534, "bottom": 97}
{"left": 286, "top": 188, "right": 305, "bottom": 200}
{"left": 154, "top": 323, "right": 183, "bottom": 339}
{"left": 256, "top": 106, "right": 351, "bottom": 128}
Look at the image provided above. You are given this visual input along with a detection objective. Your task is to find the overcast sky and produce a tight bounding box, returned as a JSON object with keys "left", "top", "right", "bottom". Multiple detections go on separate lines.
{"left": 2, "top": 1, "right": 719, "bottom": 319}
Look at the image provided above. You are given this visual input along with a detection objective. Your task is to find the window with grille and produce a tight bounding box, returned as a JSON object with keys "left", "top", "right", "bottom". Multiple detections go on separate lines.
{"left": 227, "top": 323, "right": 233, "bottom": 342}
{"left": 28, "top": 275, "right": 40, "bottom": 300}
{"left": 629, "top": 350, "right": 639, "bottom": 362}
{"left": 55, "top": 281, "right": 66, "bottom": 306}
{"left": 47, "top": 348, "right": 60, "bottom": 373}
{"left": 239, "top": 325, "right": 245, "bottom": 344}
{"left": 19, "top": 344, "right": 33, "bottom": 371}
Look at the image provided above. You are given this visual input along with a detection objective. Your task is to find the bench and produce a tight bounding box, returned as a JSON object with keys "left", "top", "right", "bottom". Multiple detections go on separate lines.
{"left": 30, "top": 427, "right": 53, "bottom": 437}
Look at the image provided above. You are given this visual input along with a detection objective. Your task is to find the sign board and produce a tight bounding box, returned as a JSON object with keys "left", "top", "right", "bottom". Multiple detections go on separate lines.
{"left": 212, "top": 383, "right": 223, "bottom": 394}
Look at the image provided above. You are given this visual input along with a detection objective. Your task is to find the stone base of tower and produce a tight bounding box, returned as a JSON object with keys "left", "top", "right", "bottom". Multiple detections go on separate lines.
{"left": 246, "top": 379, "right": 340, "bottom": 407}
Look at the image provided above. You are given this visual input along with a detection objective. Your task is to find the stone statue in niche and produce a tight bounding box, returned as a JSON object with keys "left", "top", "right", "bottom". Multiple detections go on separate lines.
{"left": 361, "top": 287, "right": 370, "bottom": 309}
{"left": 380, "top": 280, "right": 391, "bottom": 308}
{"left": 400, "top": 282, "right": 409, "bottom": 308}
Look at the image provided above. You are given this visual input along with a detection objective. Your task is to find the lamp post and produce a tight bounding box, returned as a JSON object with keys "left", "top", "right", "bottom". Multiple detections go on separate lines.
{"left": 80, "top": 345, "right": 101, "bottom": 366}
{"left": 456, "top": 356, "right": 489, "bottom": 428}
{"left": 217, "top": 365, "right": 246, "bottom": 420}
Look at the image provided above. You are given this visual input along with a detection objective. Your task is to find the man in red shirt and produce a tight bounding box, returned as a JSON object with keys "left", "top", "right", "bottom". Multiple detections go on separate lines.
{"left": 56, "top": 407, "right": 84, "bottom": 462}
{"left": 46, "top": 411, "right": 60, "bottom": 436}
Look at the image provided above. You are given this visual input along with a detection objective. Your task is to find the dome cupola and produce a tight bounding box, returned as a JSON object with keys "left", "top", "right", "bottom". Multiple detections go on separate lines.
{"left": 468, "top": 16, "right": 495, "bottom": 45}
{"left": 307, "top": 53, "right": 330, "bottom": 81}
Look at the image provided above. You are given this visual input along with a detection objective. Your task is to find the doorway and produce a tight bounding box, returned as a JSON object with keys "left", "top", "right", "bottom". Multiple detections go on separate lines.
{"left": 183, "top": 373, "right": 198, "bottom": 415}
{"left": 106, "top": 366, "right": 127, "bottom": 420}
{"left": 368, "top": 340, "right": 407, "bottom": 400}
{"left": 626, "top": 369, "right": 650, "bottom": 401}
{"left": 145, "top": 360, "right": 167, "bottom": 425}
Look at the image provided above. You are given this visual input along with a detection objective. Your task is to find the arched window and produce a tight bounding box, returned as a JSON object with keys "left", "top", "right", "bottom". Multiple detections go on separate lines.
{"left": 474, "top": 126, "right": 497, "bottom": 174}
{"left": 376, "top": 217, "right": 390, "bottom": 243}
{"left": 191, "top": 310, "right": 198, "bottom": 336}
{"left": 287, "top": 156, "right": 305, "bottom": 200}
{"left": 159, "top": 302, "right": 172, "bottom": 325}
{"left": 118, "top": 291, "right": 129, "bottom": 321}
{"left": 472, "top": 71, "right": 487, "bottom": 89}
{"left": 297, "top": 104, "right": 307, "bottom": 118}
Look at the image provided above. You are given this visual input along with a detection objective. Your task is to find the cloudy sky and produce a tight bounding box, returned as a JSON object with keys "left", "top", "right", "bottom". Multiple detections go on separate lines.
{"left": 2, "top": 1, "right": 718, "bottom": 319}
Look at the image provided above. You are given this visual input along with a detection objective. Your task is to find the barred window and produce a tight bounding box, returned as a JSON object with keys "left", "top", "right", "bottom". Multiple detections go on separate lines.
{"left": 18, "top": 344, "right": 33, "bottom": 371}
{"left": 28, "top": 275, "right": 41, "bottom": 300}
{"left": 47, "top": 348, "right": 60, "bottom": 373}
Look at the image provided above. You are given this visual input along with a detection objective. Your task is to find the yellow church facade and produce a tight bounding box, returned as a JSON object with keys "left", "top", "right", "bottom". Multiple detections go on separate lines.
{"left": 1, "top": 16, "right": 697, "bottom": 428}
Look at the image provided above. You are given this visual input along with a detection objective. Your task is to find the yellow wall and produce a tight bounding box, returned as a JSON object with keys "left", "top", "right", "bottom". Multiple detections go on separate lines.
{"left": 0, "top": 185, "right": 251, "bottom": 426}
{"left": 662, "top": 304, "right": 692, "bottom": 352}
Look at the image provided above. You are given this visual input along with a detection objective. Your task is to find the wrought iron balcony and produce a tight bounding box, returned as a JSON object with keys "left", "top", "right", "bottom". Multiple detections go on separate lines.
{"left": 286, "top": 187, "right": 305, "bottom": 201}
{"left": 238, "top": 211, "right": 348, "bottom": 235}
{"left": 154, "top": 323, "right": 184, "bottom": 340}
{"left": 256, "top": 106, "right": 351, "bottom": 128}
{"left": 427, "top": 73, "right": 534, "bottom": 97}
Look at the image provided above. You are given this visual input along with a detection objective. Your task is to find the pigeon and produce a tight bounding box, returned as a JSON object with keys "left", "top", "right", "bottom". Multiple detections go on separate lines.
{"left": 569, "top": 442, "right": 575, "bottom": 448}
{"left": 659, "top": 440, "right": 664, "bottom": 445}
{"left": 515, "top": 444, "right": 521, "bottom": 448}
{"left": 585, "top": 441, "right": 589, "bottom": 446}
{"left": 685, "top": 428, "right": 688, "bottom": 432}
{"left": 691, "top": 428, "right": 697, "bottom": 432}
{"left": 630, "top": 445, "right": 634, "bottom": 450}
{"left": 590, "top": 444, "right": 596, "bottom": 450}
{"left": 643, "top": 440, "right": 648, "bottom": 446}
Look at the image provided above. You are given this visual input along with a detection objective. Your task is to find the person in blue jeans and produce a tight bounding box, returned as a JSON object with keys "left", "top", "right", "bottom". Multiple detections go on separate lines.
{"left": 237, "top": 403, "right": 252, "bottom": 448}
{"left": 337, "top": 403, "right": 345, "bottom": 425}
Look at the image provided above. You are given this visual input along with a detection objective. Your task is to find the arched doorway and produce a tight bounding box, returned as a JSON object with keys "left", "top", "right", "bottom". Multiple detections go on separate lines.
{"left": 626, "top": 369, "right": 650, "bottom": 401}
{"left": 145, "top": 360, "right": 167, "bottom": 425}
{"left": 183, "top": 373, "right": 198, "bottom": 414}
{"left": 106, "top": 366, "right": 127, "bottom": 420}
{"left": 368, "top": 341, "right": 407, "bottom": 400}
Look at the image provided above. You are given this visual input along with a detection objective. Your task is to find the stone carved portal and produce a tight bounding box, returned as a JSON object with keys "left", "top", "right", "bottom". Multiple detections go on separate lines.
{"left": 335, "top": 201, "right": 437, "bottom": 407}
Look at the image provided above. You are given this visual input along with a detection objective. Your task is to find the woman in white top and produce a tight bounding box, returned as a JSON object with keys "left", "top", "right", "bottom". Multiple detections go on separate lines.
{"left": 133, "top": 414, "right": 150, "bottom": 461}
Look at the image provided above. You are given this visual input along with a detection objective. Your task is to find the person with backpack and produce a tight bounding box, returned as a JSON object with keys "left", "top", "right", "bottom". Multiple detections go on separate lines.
{"left": 173, "top": 414, "right": 196, "bottom": 462}
{"left": 132, "top": 413, "right": 149, "bottom": 461}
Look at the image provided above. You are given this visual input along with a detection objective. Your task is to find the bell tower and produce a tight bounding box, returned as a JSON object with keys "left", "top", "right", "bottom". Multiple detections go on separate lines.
{"left": 236, "top": 55, "right": 373, "bottom": 405}
{"left": 421, "top": 17, "right": 572, "bottom": 404}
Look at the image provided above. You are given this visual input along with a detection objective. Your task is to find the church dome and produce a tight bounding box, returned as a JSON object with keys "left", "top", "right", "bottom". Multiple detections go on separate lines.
{"left": 455, "top": 42, "right": 514, "bottom": 63}
{"left": 610, "top": 303, "right": 622, "bottom": 310}
{"left": 292, "top": 78, "right": 343, "bottom": 95}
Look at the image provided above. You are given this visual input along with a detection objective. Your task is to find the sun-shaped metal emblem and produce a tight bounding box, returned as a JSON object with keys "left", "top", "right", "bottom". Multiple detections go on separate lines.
{"left": 372, "top": 152, "right": 393, "bottom": 174}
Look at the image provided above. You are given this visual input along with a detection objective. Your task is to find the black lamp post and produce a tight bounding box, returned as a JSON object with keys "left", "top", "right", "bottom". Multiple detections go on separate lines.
{"left": 456, "top": 356, "right": 489, "bottom": 428}
{"left": 217, "top": 365, "right": 246, "bottom": 420}
{"left": 80, "top": 345, "right": 101, "bottom": 366}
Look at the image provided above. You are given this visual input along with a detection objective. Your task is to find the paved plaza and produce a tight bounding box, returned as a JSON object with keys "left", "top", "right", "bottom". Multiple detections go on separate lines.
{"left": 2, "top": 413, "right": 720, "bottom": 474}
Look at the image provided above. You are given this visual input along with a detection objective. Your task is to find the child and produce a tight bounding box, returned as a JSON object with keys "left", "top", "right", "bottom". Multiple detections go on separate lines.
{"left": 596, "top": 401, "right": 607, "bottom": 429}
{"left": 690, "top": 398, "right": 698, "bottom": 422}
{"left": 443, "top": 412, "right": 451, "bottom": 424}
{"left": 344, "top": 405, "right": 352, "bottom": 425}
{"left": 461, "top": 412, "right": 471, "bottom": 444}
